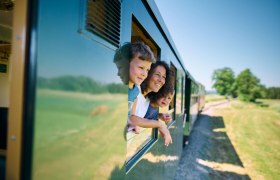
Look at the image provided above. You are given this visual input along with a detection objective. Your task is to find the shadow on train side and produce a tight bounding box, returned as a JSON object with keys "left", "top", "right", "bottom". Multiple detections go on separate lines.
{"left": 109, "top": 119, "right": 184, "bottom": 180}
{"left": 175, "top": 114, "right": 251, "bottom": 180}
{"left": 108, "top": 165, "right": 125, "bottom": 180}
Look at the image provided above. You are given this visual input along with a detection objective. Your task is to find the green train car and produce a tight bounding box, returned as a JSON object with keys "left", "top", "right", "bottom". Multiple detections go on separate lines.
{"left": 0, "top": 0, "right": 205, "bottom": 179}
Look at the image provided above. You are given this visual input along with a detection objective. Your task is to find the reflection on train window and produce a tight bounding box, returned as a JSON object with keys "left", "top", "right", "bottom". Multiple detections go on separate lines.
{"left": 126, "top": 17, "right": 160, "bottom": 172}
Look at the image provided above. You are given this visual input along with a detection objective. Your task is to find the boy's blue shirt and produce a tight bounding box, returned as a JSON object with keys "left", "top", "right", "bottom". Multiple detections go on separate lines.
{"left": 128, "top": 85, "right": 140, "bottom": 117}
{"left": 128, "top": 85, "right": 140, "bottom": 102}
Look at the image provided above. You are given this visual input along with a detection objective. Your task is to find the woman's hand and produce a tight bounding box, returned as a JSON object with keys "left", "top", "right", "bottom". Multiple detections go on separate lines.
{"left": 158, "top": 123, "right": 172, "bottom": 146}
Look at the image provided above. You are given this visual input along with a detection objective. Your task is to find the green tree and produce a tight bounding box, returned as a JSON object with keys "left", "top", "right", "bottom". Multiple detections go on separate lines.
{"left": 236, "top": 69, "right": 263, "bottom": 102}
{"left": 212, "top": 67, "right": 235, "bottom": 96}
{"left": 266, "top": 87, "right": 280, "bottom": 99}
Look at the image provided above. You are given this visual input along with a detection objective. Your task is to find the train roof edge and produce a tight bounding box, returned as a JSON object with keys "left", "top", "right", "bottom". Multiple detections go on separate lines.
{"left": 143, "top": 0, "right": 196, "bottom": 82}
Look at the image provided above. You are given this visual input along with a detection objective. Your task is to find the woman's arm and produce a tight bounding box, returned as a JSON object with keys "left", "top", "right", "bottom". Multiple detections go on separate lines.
{"left": 130, "top": 114, "right": 162, "bottom": 128}
{"left": 130, "top": 115, "right": 172, "bottom": 146}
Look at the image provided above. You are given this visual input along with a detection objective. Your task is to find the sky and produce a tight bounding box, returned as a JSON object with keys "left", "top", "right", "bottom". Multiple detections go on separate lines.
{"left": 154, "top": 0, "right": 280, "bottom": 90}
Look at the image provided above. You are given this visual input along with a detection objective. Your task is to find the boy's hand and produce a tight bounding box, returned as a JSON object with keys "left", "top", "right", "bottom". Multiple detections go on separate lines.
{"left": 133, "top": 126, "right": 141, "bottom": 134}
{"left": 158, "top": 124, "right": 172, "bottom": 146}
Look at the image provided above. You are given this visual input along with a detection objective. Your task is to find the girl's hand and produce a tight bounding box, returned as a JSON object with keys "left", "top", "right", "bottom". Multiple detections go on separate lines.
{"left": 161, "top": 113, "right": 172, "bottom": 124}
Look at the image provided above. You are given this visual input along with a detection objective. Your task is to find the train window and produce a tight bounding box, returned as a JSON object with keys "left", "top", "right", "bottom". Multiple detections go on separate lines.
{"left": 181, "top": 75, "right": 185, "bottom": 113}
{"left": 175, "top": 69, "right": 183, "bottom": 115}
{"left": 81, "top": 0, "right": 121, "bottom": 48}
{"left": 162, "top": 63, "right": 176, "bottom": 121}
{"left": 131, "top": 17, "right": 159, "bottom": 60}
{"left": 32, "top": 1, "right": 127, "bottom": 179}
{"left": 126, "top": 17, "right": 160, "bottom": 173}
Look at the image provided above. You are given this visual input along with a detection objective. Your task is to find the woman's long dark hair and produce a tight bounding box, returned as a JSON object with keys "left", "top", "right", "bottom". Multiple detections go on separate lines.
{"left": 141, "top": 60, "right": 174, "bottom": 101}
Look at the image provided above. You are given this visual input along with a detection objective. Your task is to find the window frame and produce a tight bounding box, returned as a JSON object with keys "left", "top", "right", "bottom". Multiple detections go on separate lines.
{"left": 78, "top": 0, "right": 120, "bottom": 50}
{"left": 125, "top": 16, "right": 161, "bottom": 174}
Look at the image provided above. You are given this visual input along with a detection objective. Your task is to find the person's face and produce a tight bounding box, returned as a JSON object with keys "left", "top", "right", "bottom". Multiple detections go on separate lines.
{"left": 147, "top": 65, "right": 166, "bottom": 93}
{"left": 114, "top": 60, "right": 129, "bottom": 84}
{"left": 129, "top": 56, "right": 152, "bottom": 86}
{"left": 156, "top": 93, "right": 174, "bottom": 108}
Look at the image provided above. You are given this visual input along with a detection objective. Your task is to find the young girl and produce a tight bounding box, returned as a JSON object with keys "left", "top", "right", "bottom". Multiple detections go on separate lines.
{"left": 145, "top": 86, "right": 175, "bottom": 123}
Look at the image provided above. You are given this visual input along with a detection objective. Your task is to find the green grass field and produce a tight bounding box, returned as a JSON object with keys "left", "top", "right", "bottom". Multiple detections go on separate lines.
{"left": 32, "top": 89, "right": 127, "bottom": 179}
{"left": 215, "top": 99, "right": 280, "bottom": 179}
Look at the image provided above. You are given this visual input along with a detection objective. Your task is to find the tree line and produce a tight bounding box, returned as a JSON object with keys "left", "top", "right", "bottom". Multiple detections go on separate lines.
{"left": 37, "top": 76, "right": 127, "bottom": 94}
{"left": 212, "top": 67, "right": 280, "bottom": 102}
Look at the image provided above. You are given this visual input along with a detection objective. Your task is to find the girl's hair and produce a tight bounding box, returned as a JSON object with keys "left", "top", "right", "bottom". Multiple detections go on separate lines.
{"left": 149, "top": 86, "right": 175, "bottom": 104}
{"left": 141, "top": 60, "right": 174, "bottom": 99}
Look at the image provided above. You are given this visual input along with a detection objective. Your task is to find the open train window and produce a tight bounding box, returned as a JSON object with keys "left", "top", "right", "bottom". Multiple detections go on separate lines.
{"left": 126, "top": 17, "right": 160, "bottom": 173}
{"left": 159, "top": 63, "right": 176, "bottom": 125}
{"left": 174, "top": 68, "right": 185, "bottom": 116}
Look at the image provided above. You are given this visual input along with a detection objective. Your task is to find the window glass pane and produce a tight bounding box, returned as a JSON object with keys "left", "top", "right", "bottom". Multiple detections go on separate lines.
{"left": 176, "top": 71, "right": 183, "bottom": 115}
{"left": 126, "top": 128, "right": 152, "bottom": 162}
{"left": 32, "top": 1, "right": 126, "bottom": 179}
{"left": 167, "top": 63, "right": 176, "bottom": 119}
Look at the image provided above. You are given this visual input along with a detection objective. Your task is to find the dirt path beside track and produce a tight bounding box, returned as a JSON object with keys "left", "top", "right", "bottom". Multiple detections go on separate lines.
{"left": 174, "top": 100, "right": 251, "bottom": 180}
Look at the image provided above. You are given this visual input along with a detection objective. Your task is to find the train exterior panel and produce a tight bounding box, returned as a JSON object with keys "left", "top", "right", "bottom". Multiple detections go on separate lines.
{"left": 0, "top": 0, "right": 205, "bottom": 179}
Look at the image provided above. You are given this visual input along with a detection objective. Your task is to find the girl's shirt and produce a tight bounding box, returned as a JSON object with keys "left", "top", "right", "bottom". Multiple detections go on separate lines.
{"left": 144, "top": 105, "right": 159, "bottom": 120}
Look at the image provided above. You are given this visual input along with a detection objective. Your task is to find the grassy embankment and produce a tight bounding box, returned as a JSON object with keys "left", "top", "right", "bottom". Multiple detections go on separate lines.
{"left": 214, "top": 99, "right": 280, "bottom": 179}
